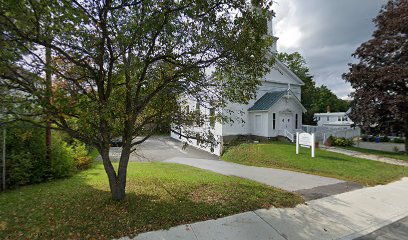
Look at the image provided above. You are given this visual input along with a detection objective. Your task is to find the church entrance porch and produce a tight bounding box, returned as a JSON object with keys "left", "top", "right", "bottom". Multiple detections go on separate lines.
{"left": 280, "top": 113, "right": 293, "bottom": 132}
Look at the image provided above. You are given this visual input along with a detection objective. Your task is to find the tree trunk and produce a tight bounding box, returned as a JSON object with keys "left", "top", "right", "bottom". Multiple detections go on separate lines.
{"left": 110, "top": 177, "right": 126, "bottom": 200}
{"left": 116, "top": 140, "right": 132, "bottom": 200}
{"left": 99, "top": 144, "right": 131, "bottom": 201}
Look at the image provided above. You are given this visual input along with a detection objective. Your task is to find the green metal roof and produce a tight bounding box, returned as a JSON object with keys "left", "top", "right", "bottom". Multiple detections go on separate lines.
{"left": 248, "top": 91, "right": 286, "bottom": 111}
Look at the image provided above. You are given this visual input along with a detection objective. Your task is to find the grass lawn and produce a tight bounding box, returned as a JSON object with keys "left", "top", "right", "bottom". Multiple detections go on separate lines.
{"left": 0, "top": 162, "right": 302, "bottom": 240}
{"left": 222, "top": 142, "right": 408, "bottom": 186}
{"left": 342, "top": 146, "right": 408, "bottom": 162}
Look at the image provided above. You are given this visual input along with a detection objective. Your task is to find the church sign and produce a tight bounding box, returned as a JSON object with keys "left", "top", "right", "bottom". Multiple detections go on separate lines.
{"left": 296, "top": 132, "right": 315, "bottom": 157}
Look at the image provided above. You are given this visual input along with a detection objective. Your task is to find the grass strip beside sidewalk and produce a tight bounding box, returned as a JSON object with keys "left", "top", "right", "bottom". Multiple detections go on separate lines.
{"left": 222, "top": 142, "right": 408, "bottom": 186}
{"left": 342, "top": 146, "right": 408, "bottom": 162}
{"left": 0, "top": 162, "right": 302, "bottom": 239}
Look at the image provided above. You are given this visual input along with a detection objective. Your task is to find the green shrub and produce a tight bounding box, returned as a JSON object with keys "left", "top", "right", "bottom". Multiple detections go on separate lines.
{"left": 4, "top": 125, "right": 76, "bottom": 188}
{"left": 368, "top": 136, "right": 377, "bottom": 142}
{"left": 393, "top": 138, "right": 405, "bottom": 143}
{"left": 328, "top": 136, "right": 354, "bottom": 147}
{"left": 379, "top": 136, "right": 390, "bottom": 142}
{"left": 6, "top": 126, "right": 48, "bottom": 187}
{"left": 71, "top": 140, "right": 93, "bottom": 170}
{"left": 7, "top": 152, "right": 34, "bottom": 187}
{"left": 50, "top": 136, "right": 76, "bottom": 178}
{"left": 361, "top": 134, "right": 369, "bottom": 142}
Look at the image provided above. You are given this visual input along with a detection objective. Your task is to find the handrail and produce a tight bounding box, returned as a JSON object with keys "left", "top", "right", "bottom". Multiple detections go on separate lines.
{"left": 284, "top": 129, "right": 294, "bottom": 142}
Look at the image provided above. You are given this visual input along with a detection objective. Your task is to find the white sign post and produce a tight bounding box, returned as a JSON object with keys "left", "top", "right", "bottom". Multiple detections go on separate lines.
{"left": 296, "top": 132, "right": 315, "bottom": 157}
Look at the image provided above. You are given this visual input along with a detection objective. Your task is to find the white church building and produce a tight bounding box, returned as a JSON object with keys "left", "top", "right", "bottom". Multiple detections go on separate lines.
{"left": 171, "top": 18, "right": 306, "bottom": 156}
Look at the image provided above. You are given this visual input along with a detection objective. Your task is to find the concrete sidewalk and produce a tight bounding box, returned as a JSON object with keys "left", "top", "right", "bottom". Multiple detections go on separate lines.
{"left": 123, "top": 177, "right": 408, "bottom": 240}
{"left": 325, "top": 147, "right": 408, "bottom": 167}
{"left": 164, "top": 157, "right": 344, "bottom": 191}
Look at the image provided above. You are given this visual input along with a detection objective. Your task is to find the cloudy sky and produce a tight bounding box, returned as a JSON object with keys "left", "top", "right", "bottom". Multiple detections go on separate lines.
{"left": 272, "top": 0, "right": 387, "bottom": 99}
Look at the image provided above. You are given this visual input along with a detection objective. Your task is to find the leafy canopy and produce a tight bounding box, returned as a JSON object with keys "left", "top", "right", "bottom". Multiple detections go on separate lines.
{"left": 343, "top": 0, "right": 408, "bottom": 145}
{"left": 0, "top": 0, "right": 274, "bottom": 148}
{"left": 0, "top": 0, "right": 275, "bottom": 199}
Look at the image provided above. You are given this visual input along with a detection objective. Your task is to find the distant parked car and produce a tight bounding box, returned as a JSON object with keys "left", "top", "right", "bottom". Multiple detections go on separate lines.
{"left": 110, "top": 137, "right": 123, "bottom": 147}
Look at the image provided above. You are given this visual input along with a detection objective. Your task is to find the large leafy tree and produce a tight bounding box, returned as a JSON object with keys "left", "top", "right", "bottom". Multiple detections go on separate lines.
{"left": 278, "top": 52, "right": 350, "bottom": 124}
{"left": 343, "top": 0, "right": 408, "bottom": 152}
{"left": 0, "top": 0, "right": 274, "bottom": 199}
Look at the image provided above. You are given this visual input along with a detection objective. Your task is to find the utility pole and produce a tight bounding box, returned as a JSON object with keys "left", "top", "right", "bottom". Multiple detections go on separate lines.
{"left": 45, "top": 46, "right": 52, "bottom": 166}
{"left": 2, "top": 128, "right": 5, "bottom": 190}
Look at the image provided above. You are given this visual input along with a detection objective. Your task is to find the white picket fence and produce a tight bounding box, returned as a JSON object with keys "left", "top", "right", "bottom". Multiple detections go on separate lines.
{"left": 301, "top": 125, "right": 361, "bottom": 143}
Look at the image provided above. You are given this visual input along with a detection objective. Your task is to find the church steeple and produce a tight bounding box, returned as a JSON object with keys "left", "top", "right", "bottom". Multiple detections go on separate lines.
{"left": 267, "top": 17, "right": 273, "bottom": 36}
{"left": 252, "top": 0, "right": 278, "bottom": 53}
{"left": 267, "top": 17, "right": 278, "bottom": 53}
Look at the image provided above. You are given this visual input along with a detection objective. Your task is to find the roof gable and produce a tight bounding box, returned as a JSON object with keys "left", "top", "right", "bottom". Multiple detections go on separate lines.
{"left": 262, "top": 58, "right": 305, "bottom": 86}
{"left": 249, "top": 90, "right": 307, "bottom": 112}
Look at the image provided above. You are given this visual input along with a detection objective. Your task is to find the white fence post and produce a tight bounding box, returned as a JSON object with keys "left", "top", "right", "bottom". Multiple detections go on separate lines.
{"left": 296, "top": 132, "right": 299, "bottom": 155}
{"left": 311, "top": 133, "right": 315, "bottom": 158}
{"left": 2, "top": 128, "right": 5, "bottom": 191}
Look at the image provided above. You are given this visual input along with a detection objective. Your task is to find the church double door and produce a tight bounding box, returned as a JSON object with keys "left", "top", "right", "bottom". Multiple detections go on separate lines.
{"left": 280, "top": 113, "right": 293, "bottom": 132}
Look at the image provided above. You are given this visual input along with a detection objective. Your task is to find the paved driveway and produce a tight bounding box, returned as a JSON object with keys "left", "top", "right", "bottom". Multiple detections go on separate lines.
{"left": 108, "top": 136, "right": 218, "bottom": 162}
{"left": 164, "top": 157, "right": 345, "bottom": 192}
{"left": 354, "top": 141, "right": 405, "bottom": 152}
{"left": 104, "top": 136, "right": 363, "bottom": 201}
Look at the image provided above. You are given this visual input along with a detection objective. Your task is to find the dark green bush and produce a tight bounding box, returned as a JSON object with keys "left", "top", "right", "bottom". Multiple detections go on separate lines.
{"left": 7, "top": 152, "right": 33, "bottom": 186}
{"left": 4, "top": 125, "right": 76, "bottom": 188}
{"left": 379, "top": 136, "right": 390, "bottom": 142}
{"left": 328, "top": 136, "right": 354, "bottom": 147}
{"left": 368, "top": 136, "right": 377, "bottom": 142}
{"left": 393, "top": 138, "right": 405, "bottom": 143}
{"left": 361, "top": 134, "right": 369, "bottom": 142}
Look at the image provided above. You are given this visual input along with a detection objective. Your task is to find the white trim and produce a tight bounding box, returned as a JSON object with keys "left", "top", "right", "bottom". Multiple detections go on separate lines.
{"left": 247, "top": 109, "right": 269, "bottom": 112}
{"left": 274, "top": 59, "right": 305, "bottom": 86}
{"left": 285, "top": 94, "right": 307, "bottom": 113}
{"left": 314, "top": 112, "right": 348, "bottom": 116}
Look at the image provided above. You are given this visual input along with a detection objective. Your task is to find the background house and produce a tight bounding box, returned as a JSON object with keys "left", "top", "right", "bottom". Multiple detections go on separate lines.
{"left": 314, "top": 108, "right": 354, "bottom": 128}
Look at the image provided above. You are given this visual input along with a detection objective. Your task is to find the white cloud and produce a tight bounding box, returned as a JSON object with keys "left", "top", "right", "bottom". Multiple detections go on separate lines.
{"left": 277, "top": 26, "right": 302, "bottom": 49}
{"left": 271, "top": 0, "right": 386, "bottom": 99}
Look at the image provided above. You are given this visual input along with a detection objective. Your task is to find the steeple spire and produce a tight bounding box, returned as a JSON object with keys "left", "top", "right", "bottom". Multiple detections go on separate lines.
{"left": 267, "top": 17, "right": 273, "bottom": 36}
{"left": 267, "top": 16, "right": 278, "bottom": 53}
{"left": 252, "top": 0, "right": 278, "bottom": 53}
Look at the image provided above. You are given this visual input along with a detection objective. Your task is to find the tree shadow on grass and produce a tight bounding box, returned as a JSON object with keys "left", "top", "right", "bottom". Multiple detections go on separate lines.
{"left": 0, "top": 170, "right": 296, "bottom": 240}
